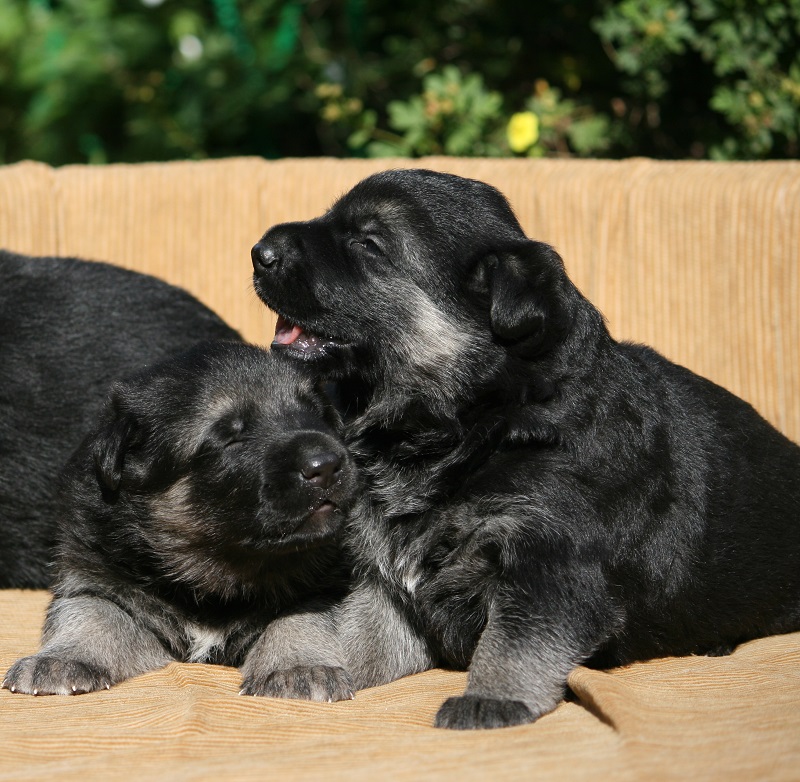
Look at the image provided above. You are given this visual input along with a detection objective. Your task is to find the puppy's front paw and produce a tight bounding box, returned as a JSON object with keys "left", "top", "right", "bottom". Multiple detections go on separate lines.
{"left": 434, "top": 695, "right": 535, "bottom": 730}
{"left": 240, "top": 665, "right": 355, "bottom": 702}
{"left": 3, "top": 655, "right": 113, "bottom": 696}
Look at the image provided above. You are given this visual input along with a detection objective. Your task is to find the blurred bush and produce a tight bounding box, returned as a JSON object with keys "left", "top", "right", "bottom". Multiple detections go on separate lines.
{"left": 0, "top": 0, "right": 797, "bottom": 164}
{"left": 316, "top": 68, "right": 612, "bottom": 157}
{"left": 593, "top": 0, "right": 800, "bottom": 159}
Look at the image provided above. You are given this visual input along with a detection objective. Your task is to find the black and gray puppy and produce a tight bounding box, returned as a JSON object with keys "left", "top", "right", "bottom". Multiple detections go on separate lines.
{"left": 248, "top": 169, "right": 800, "bottom": 729}
{"left": 3, "top": 341, "right": 358, "bottom": 696}
{"left": 0, "top": 250, "right": 240, "bottom": 587}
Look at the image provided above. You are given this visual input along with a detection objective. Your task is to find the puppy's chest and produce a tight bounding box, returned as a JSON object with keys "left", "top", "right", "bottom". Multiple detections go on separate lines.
{"left": 175, "top": 619, "right": 260, "bottom": 666}
{"left": 185, "top": 623, "right": 229, "bottom": 664}
{"left": 359, "top": 507, "right": 495, "bottom": 662}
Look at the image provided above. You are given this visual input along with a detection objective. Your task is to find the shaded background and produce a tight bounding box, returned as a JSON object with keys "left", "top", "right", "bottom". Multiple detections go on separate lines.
{"left": 0, "top": 0, "right": 798, "bottom": 165}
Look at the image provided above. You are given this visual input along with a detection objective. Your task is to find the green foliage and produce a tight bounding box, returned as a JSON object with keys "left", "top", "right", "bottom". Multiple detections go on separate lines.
{"left": 593, "top": 0, "right": 697, "bottom": 98}
{"left": 593, "top": 0, "right": 800, "bottom": 158}
{"left": 320, "top": 66, "right": 507, "bottom": 157}
{"left": 380, "top": 67, "right": 504, "bottom": 157}
{"left": 317, "top": 70, "right": 612, "bottom": 158}
{"left": 0, "top": 0, "right": 796, "bottom": 163}
{"left": 0, "top": 0, "right": 330, "bottom": 163}
{"left": 522, "top": 81, "right": 613, "bottom": 157}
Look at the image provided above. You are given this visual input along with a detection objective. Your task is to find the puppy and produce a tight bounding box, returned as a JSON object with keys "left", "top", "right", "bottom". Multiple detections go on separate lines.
{"left": 247, "top": 169, "right": 800, "bottom": 729}
{"left": 3, "top": 341, "right": 358, "bottom": 697}
{"left": 0, "top": 250, "right": 240, "bottom": 587}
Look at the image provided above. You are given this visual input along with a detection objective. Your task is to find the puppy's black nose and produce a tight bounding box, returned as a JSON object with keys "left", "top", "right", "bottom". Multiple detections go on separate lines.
{"left": 252, "top": 241, "right": 279, "bottom": 273}
{"left": 300, "top": 451, "right": 342, "bottom": 489}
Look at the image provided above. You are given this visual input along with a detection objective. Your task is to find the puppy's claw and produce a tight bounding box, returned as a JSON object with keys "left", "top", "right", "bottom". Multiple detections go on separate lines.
{"left": 3, "top": 655, "right": 113, "bottom": 696}
{"left": 434, "top": 695, "right": 535, "bottom": 730}
{"left": 240, "top": 665, "right": 355, "bottom": 702}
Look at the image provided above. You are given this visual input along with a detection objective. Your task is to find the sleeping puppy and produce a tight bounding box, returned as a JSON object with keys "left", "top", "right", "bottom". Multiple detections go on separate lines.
{"left": 248, "top": 168, "right": 800, "bottom": 729}
{"left": 3, "top": 341, "right": 358, "bottom": 697}
{"left": 0, "top": 250, "right": 241, "bottom": 587}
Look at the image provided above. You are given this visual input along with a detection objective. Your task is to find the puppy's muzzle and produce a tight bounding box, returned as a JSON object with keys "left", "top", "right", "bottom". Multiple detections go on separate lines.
{"left": 251, "top": 224, "right": 352, "bottom": 361}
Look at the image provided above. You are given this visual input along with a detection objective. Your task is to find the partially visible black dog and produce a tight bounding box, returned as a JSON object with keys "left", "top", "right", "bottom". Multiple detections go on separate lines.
{"left": 0, "top": 250, "right": 239, "bottom": 587}
{"left": 3, "top": 341, "right": 358, "bottom": 696}
{"left": 249, "top": 168, "right": 800, "bottom": 729}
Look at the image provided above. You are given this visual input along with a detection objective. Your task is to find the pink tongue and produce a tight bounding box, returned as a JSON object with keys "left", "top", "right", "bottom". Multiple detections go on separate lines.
{"left": 274, "top": 315, "right": 304, "bottom": 346}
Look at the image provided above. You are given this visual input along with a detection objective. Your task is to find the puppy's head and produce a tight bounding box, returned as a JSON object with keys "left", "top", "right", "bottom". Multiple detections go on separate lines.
{"left": 251, "top": 169, "right": 579, "bottom": 404}
{"left": 70, "top": 341, "right": 357, "bottom": 598}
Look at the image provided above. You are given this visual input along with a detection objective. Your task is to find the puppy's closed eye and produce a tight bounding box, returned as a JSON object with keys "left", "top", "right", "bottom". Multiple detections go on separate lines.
{"left": 348, "top": 237, "right": 382, "bottom": 256}
{"left": 223, "top": 418, "right": 247, "bottom": 447}
{"left": 206, "top": 416, "right": 248, "bottom": 450}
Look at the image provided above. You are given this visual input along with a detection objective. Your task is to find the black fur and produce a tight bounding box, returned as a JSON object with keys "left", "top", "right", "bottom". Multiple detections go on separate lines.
{"left": 0, "top": 250, "right": 241, "bottom": 587}
{"left": 249, "top": 168, "right": 800, "bottom": 729}
{"left": 3, "top": 341, "right": 359, "bottom": 696}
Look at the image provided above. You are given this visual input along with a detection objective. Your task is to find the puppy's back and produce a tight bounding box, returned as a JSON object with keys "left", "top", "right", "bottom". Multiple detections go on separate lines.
{"left": 613, "top": 342, "right": 800, "bottom": 655}
{"left": 0, "top": 250, "right": 241, "bottom": 588}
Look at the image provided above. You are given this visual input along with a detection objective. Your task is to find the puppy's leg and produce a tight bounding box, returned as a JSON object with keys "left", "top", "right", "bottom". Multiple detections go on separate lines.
{"left": 240, "top": 599, "right": 353, "bottom": 701}
{"left": 3, "top": 596, "right": 172, "bottom": 695}
{"left": 435, "top": 564, "right": 613, "bottom": 730}
{"left": 340, "top": 575, "right": 434, "bottom": 690}
{"left": 240, "top": 579, "right": 433, "bottom": 701}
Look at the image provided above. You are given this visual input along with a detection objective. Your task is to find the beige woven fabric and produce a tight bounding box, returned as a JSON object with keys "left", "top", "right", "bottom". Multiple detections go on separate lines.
{"left": 1, "top": 158, "right": 799, "bottom": 779}
{"left": 1, "top": 591, "right": 798, "bottom": 781}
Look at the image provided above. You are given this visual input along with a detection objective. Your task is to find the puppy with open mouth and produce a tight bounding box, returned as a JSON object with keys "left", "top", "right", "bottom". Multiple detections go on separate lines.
{"left": 3, "top": 341, "right": 358, "bottom": 698}
{"left": 248, "top": 168, "right": 800, "bottom": 730}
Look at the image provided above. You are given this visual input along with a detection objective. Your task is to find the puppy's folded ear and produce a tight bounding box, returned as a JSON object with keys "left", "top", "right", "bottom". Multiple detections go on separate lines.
{"left": 471, "top": 240, "right": 576, "bottom": 353}
{"left": 91, "top": 394, "right": 140, "bottom": 492}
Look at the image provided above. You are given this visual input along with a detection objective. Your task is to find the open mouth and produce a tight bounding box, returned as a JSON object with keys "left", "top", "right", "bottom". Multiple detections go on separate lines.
{"left": 272, "top": 315, "right": 346, "bottom": 360}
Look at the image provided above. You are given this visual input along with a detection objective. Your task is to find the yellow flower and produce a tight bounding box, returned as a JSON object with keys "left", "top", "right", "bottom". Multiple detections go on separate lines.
{"left": 315, "top": 83, "right": 343, "bottom": 100}
{"left": 507, "top": 112, "right": 540, "bottom": 153}
{"left": 644, "top": 20, "right": 665, "bottom": 36}
{"left": 321, "top": 104, "right": 343, "bottom": 122}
